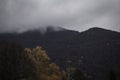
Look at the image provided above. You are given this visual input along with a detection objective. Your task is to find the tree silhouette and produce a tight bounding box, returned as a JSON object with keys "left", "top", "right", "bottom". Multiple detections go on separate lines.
{"left": 0, "top": 43, "right": 25, "bottom": 80}
{"left": 108, "top": 69, "right": 117, "bottom": 80}
{"left": 72, "top": 69, "right": 87, "bottom": 80}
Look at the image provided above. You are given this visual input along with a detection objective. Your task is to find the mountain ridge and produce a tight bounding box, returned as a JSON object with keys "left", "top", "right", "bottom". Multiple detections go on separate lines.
{"left": 0, "top": 27, "right": 120, "bottom": 80}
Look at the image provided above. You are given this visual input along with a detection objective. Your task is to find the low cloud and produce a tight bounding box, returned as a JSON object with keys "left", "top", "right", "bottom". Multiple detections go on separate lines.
{"left": 0, "top": 0, "right": 120, "bottom": 32}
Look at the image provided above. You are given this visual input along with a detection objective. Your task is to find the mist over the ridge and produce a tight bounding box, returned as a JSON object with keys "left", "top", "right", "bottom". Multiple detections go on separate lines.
{"left": 0, "top": 0, "right": 120, "bottom": 32}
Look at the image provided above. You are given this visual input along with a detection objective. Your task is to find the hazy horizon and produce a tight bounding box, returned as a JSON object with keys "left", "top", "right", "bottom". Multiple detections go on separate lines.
{"left": 0, "top": 0, "right": 120, "bottom": 32}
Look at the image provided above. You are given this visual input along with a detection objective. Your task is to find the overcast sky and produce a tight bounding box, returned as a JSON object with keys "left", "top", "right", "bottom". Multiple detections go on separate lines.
{"left": 0, "top": 0, "right": 120, "bottom": 32}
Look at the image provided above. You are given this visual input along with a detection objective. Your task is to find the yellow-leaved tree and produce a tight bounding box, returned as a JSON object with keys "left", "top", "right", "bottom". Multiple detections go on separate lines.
{"left": 24, "top": 46, "right": 62, "bottom": 80}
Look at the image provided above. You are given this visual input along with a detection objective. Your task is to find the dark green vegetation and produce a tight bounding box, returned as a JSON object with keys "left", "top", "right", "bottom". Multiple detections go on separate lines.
{"left": 0, "top": 27, "right": 120, "bottom": 80}
{"left": 0, "top": 43, "right": 88, "bottom": 80}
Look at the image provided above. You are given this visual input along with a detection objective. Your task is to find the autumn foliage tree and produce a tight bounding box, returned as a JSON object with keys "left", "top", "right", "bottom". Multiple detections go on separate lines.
{"left": 0, "top": 43, "right": 62, "bottom": 80}
{"left": 24, "top": 46, "right": 62, "bottom": 80}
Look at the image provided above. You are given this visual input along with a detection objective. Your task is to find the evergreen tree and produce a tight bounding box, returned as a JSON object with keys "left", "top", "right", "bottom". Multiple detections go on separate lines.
{"left": 108, "top": 69, "right": 117, "bottom": 80}
{"left": 0, "top": 43, "right": 62, "bottom": 80}
{"left": 0, "top": 43, "right": 25, "bottom": 80}
{"left": 72, "top": 69, "right": 87, "bottom": 80}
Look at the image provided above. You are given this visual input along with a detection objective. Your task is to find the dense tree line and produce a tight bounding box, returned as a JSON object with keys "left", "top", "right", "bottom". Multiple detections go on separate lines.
{"left": 0, "top": 43, "right": 63, "bottom": 80}
{"left": 0, "top": 42, "right": 116, "bottom": 80}
{"left": 0, "top": 43, "right": 24, "bottom": 80}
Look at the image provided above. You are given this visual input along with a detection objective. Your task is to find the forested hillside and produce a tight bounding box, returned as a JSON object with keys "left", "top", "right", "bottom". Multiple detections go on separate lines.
{"left": 0, "top": 43, "right": 89, "bottom": 80}
{"left": 0, "top": 27, "right": 120, "bottom": 80}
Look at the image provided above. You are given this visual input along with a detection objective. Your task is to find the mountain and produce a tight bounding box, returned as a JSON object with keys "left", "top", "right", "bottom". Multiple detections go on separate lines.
{"left": 0, "top": 27, "right": 120, "bottom": 80}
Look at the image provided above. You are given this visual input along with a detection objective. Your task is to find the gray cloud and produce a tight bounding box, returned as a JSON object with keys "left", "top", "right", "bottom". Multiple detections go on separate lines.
{"left": 0, "top": 0, "right": 120, "bottom": 32}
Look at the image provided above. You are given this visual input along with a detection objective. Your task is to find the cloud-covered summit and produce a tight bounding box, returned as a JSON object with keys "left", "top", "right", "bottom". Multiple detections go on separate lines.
{"left": 0, "top": 0, "right": 120, "bottom": 32}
